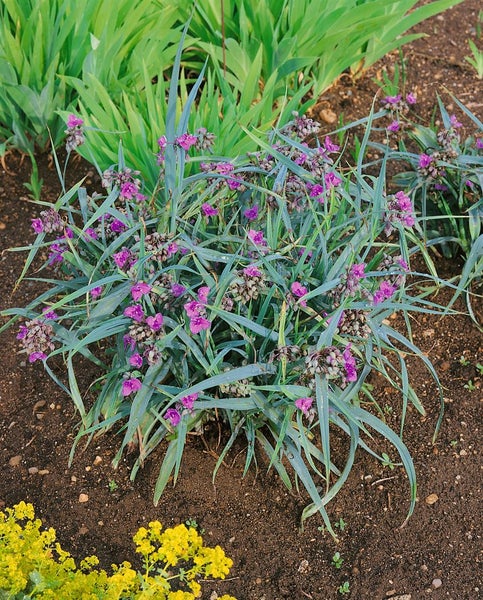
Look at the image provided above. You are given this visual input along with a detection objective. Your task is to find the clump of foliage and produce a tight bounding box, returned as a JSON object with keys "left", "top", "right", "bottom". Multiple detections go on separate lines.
{"left": 0, "top": 0, "right": 464, "bottom": 162}
{"left": 0, "top": 501, "right": 236, "bottom": 599}
{"left": 2, "top": 91, "right": 448, "bottom": 537}
{"left": 372, "top": 92, "right": 483, "bottom": 321}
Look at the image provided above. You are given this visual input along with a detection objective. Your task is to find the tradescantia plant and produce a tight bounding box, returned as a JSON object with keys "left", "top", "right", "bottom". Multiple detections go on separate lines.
{"left": 370, "top": 92, "right": 483, "bottom": 323}
{"left": 1, "top": 91, "right": 448, "bottom": 538}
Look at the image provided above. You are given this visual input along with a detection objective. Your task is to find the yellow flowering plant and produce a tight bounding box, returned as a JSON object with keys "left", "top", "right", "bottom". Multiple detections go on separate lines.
{"left": 0, "top": 502, "right": 237, "bottom": 600}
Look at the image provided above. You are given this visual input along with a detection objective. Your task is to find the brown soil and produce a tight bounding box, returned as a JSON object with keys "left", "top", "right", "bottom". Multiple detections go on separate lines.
{"left": 1, "top": 1, "right": 482, "bottom": 599}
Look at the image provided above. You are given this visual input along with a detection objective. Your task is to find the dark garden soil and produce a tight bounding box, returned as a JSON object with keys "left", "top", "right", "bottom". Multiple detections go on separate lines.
{"left": 0, "top": 1, "right": 482, "bottom": 599}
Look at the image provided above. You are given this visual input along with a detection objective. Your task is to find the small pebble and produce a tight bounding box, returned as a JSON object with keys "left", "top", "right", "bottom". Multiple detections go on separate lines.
{"left": 8, "top": 455, "right": 22, "bottom": 467}
{"left": 432, "top": 578, "right": 442, "bottom": 589}
{"left": 78, "top": 493, "right": 89, "bottom": 503}
{"left": 319, "top": 108, "right": 337, "bottom": 124}
{"left": 425, "top": 493, "right": 438, "bottom": 505}
{"left": 38, "top": 469, "right": 49, "bottom": 476}
{"left": 93, "top": 455, "right": 102, "bottom": 465}
{"left": 28, "top": 467, "right": 39, "bottom": 475}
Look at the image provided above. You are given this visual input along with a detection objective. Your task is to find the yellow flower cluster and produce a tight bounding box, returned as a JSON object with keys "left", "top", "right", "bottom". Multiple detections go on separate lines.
{"left": 0, "top": 502, "right": 237, "bottom": 600}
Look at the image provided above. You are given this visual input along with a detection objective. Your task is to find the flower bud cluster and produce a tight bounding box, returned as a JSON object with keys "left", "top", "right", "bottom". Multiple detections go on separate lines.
{"left": 200, "top": 161, "right": 246, "bottom": 191}
{"left": 280, "top": 111, "right": 322, "bottom": 138}
{"left": 336, "top": 309, "right": 371, "bottom": 339}
{"left": 64, "top": 114, "right": 85, "bottom": 152}
{"left": 219, "top": 376, "right": 251, "bottom": 398}
{"left": 303, "top": 344, "right": 357, "bottom": 389}
{"left": 230, "top": 265, "right": 266, "bottom": 304}
{"left": 17, "top": 316, "right": 56, "bottom": 362}
{"left": 140, "top": 232, "right": 178, "bottom": 264}
{"left": 269, "top": 344, "right": 302, "bottom": 363}
{"left": 384, "top": 190, "right": 415, "bottom": 236}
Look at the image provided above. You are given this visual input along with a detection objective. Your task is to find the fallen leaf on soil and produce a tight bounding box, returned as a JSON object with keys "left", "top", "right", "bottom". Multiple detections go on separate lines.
{"left": 425, "top": 493, "right": 438, "bottom": 505}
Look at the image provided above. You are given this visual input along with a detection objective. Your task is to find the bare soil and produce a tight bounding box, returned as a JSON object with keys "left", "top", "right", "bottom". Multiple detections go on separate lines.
{"left": 0, "top": 1, "right": 482, "bottom": 599}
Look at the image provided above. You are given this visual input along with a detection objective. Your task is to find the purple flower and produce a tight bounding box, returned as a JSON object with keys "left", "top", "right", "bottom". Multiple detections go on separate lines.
{"left": 181, "top": 393, "right": 198, "bottom": 410}
{"left": 184, "top": 300, "right": 203, "bottom": 318}
{"left": 476, "top": 138, "right": 483, "bottom": 150}
{"left": 309, "top": 183, "right": 325, "bottom": 199}
{"left": 157, "top": 135, "right": 167, "bottom": 164}
{"left": 84, "top": 227, "right": 98, "bottom": 240}
{"left": 113, "top": 248, "right": 132, "bottom": 269}
{"left": 171, "top": 283, "right": 186, "bottom": 298}
{"left": 124, "top": 304, "right": 145, "bottom": 322}
{"left": 28, "top": 351, "right": 47, "bottom": 363}
{"left": 227, "top": 178, "right": 242, "bottom": 190}
{"left": 373, "top": 280, "right": 397, "bottom": 305}
{"left": 215, "top": 162, "right": 235, "bottom": 175}
{"left": 295, "top": 151, "right": 308, "bottom": 165}
{"left": 418, "top": 153, "right": 433, "bottom": 169}
{"left": 120, "top": 181, "right": 139, "bottom": 199}
{"left": 167, "top": 242, "right": 178, "bottom": 257}
{"left": 90, "top": 286, "right": 103, "bottom": 299}
{"left": 110, "top": 219, "right": 127, "bottom": 233}
{"left": 243, "top": 205, "right": 259, "bottom": 221}
{"left": 406, "top": 92, "right": 417, "bottom": 105}
{"left": 383, "top": 94, "right": 402, "bottom": 105}
{"left": 243, "top": 265, "right": 262, "bottom": 278}
{"left": 295, "top": 397, "right": 313, "bottom": 415}
{"left": 248, "top": 229, "right": 267, "bottom": 247}
{"left": 165, "top": 408, "right": 181, "bottom": 427}
{"left": 48, "top": 242, "right": 65, "bottom": 265}
{"left": 189, "top": 315, "right": 211, "bottom": 334}
{"left": 291, "top": 282, "right": 308, "bottom": 307}
{"left": 323, "top": 136, "right": 340, "bottom": 153}
{"left": 324, "top": 171, "right": 342, "bottom": 190}
{"left": 17, "top": 325, "right": 28, "bottom": 340}
{"left": 202, "top": 203, "right": 218, "bottom": 218}
{"left": 350, "top": 263, "right": 366, "bottom": 280}
{"left": 123, "top": 334, "right": 136, "bottom": 351}
{"left": 131, "top": 282, "right": 152, "bottom": 301}
{"left": 67, "top": 114, "right": 83, "bottom": 128}
{"left": 343, "top": 345, "right": 357, "bottom": 382}
{"left": 122, "top": 377, "right": 142, "bottom": 396}
{"left": 387, "top": 120, "right": 400, "bottom": 132}
{"left": 146, "top": 313, "right": 164, "bottom": 331}
{"left": 450, "top": 114, "right": 462, "bottom": 128}
{"left": 129, "top": 353, "right": 143, "bottom": 368}
{"left": 64, "top": 227, "right": 74, "bottom": 239}
{"left": 197, "top": 286, "right": 210, "bottom": 304}
{"left": 394, "top": 191, "right": 411, "bottom": 211}
{"left": 42, "top": 308, "right": 58, "bottom": 320}
{"left": 31, "top": 218, "right": 44, "bottom": 234}
{"left": 176, "top": 133, "right": 197, "bottom": 151}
